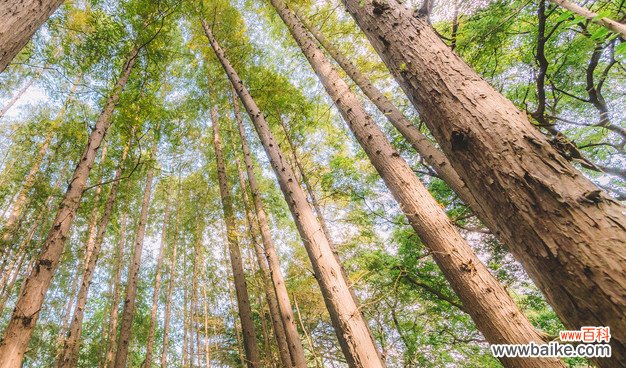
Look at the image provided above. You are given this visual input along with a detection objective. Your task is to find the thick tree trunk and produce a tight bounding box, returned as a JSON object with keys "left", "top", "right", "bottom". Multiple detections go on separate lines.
{"left": 343, "top": 1, "right": 626, "bottom": 365}
{"left": 211, "top": 105, "right": 262, "bottom": 368}
{"left": 233, "top": 91, "right": 307, "bottom": 368}
{"left": 296, "top": 13, "right": 478, "bottom": 211}
{"left": 113, "top": 131, "right": 158, "bottom": 368}
{"left": 0, "top": 47, "right": 138, "bottom": 368}
{"left": 57, "top": 140, "right": 129, "bottom": 368}
{"left": 104, "top": 213, "right": 127, "bottom": 368}
{"left": 203, "top": 20, "right": 383, "bottom": 368}
{"left": 0, "top": 0, "right": 64, "bottom": 72}
{"left": 141, "top": 197, "right": 171, "bottom": 368}
{"left": 230, "top": 112, "right": 293, "bottom": 368}
{"left": 269, "top": 3, "right": 565, "bottom": 367}
{"left": 160, "top": 182, "right": 180, "bottom": 368}
{"left": 0, "top": 75, "right": 81, "bottom": 253}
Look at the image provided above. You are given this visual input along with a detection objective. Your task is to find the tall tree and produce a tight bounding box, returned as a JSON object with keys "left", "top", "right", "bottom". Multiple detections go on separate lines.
{"left": 202, "top": 20, "right": 384, "bottom": 368}
{"left": 210, "top": 104, "right": 262, "bottom": 368}
{"left": 0, "top": 0, "right": 64, "bottom": 72}
{"left": 113, "top": 127, "right": 159, "bottom": 368}
{"left": 57, "top": 139, "right": 130, "bottom": 368}
{"left": 142, "top": 193, "right": 171, "bottom": 368}
{"left": 104, "top": 213, "right": 127, "bottom": 368}
{"left": 233, "top": 88, "right": 308, "bottom": 368}
{"left": 0, "top": 45, "right": 139, "bottom": 368}
{"left": 548, "top": 0, "right": 626, "bottom": 37}
{"left": 342, "top": 1, "right": 626, "bottom": 364}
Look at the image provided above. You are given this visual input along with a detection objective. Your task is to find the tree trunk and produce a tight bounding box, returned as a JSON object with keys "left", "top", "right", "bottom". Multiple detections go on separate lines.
{"left": 161, "top": 180, "right": 181, "bottom": 368}
{"left": 268, "top": 3, "right": 565, "bottom": 367}
{"left": 211, "top": 105, "right": 262, "bottom": 368}
{"left": 0, "top": 78, "right": 34, "bottom": 118}
{"left": 202, "top": 283, "right": 211, "bottom": 368}
{"left": 113, "top": 129, "right": 158, "bottom": 368}
{"left": 0, "top": 47, "right": 138, "bottom": 368}
{"left": 549, "top": 0, "right": 626, "bottom": 37}
{"left": 203, "top": 20, "right": 383, "bottom": 368}
{"left": 233, "top": 90, "right": 308, "bottom": 368}
{"left": 0, "top": 0, "right": 64, "bottom": 72}
{"left": 230, "top": 114, "right": 294, "bottom": 368}
{"left": 104, "top": 213, "right": 127, "bottom": 368}
{"left": 296, "top": 13, "right": 479, "bottom": 212}
{"left": 57, "top": 140, "right": 129, "bottom": 368}
{"left": 343, "top": 1, "right": 626, "bottom": 365}
{"left": 0, "top": 75, "right": 81, "bottom": 253}
{"left": 141, "top": 196, "right": 171, "bottom": 368}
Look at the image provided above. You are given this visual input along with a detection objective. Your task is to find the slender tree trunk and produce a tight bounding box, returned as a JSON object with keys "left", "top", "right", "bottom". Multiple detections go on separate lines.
{"left": 0, "top": 0, "right": 64, "bottom": 72}
{"left": 57, "top": 140, "right": 130, "bottom": 368}
{"left": 202, "top": 283, "right": 211, "bottom": 368}
{"left": 0, "top": 78, "right": 35, "bottom": 118}
{"left": 203, "top": 20, "right": 383, "bottom": 368}
{"left": 104, "top": 213, "right": 127, "bottom": 368}
{"left": 141, "top": 197, "right": 171, "bottom": 368}
{"left": 81, "top": 141, "right": 109, "bottom": 269}
{"left": 113, "top": 130, "right": 158, "bottom": 368}
{"left": 211, "top": 105, "right": 262, "bottom": 368}
{"left": 57, "top": 258, "right": 80, "bottom": 344}
{"left": 343, "top": 1, "right": 626, "bottom": 365}
{"left": 296, "top": 13, "right": 479, "bottom": 212}
{"left": 160, "top": 180, "right": 180, "bottom": 368}
{"left": 0, "top": 75, "right": 81, "bottom": 253}
{"left": 232, "top": 89, "right": 307, "bottom": 368}
{"left": 548, "top": 0, "right": 626, "bottom": 37}
{"left": 293, "top": 295, "right": 323, "bottom": 368}
{"left": 267, "top": 3, "right": 565, "bottom": 367}
{"left": 183, "top": 250, "right": 189, "bottom": 368}
{"left": 0, "top": 48, "right": 138, "bottom": 368}
{"left": 230, "top": 119, "right": 293, "bottom": 368}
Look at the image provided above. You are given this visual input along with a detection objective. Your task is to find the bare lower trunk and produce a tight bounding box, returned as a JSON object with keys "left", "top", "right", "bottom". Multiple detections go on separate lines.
{"left": 141, "top": 198, "right": 171, "bottom": 368}
{"left": 203, "top": 20, "right": 383, "bottom": 368}
{"left": 230, "top": 119, "right": 293, "bottom": 368}
{"left": 0, "top": 0, "right": 64, "bottom": 72}
{"left": 113, "top": 131, "right": 158, "bottom": 368}
{"left": 269, "top": 3, "right": 564, "bottom": 367}
{"left": 343, "top": 1, "right": 626, "bottom": 365}
{"left": 233, "top": 90, "right": 307, "bottom": 368}
{"left": 0, "top": 47, "right": 138, "bottom": 368}
{"left": 57, "top": 140, "right": 129, "bottom": 368}
{"left": 104, "top": 213, "right": 127, "bottom": 368}
{"left": 211, "top": 106, "right": 262, "bottom": 368}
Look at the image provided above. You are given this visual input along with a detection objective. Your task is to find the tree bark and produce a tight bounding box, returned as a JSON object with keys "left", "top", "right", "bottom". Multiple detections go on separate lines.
{"left": 230, "top": 108, "right": 294, "bottom": 368}
{"left": 296, "top": 12, "right": 479, "bottom": 212}
{"left": 548, "top": 0, "right": 626, "bottom": 37}
{"left": 104, "top": 213, "right": 127, "bottom": 368}
{"left": 0, "top": 0, "right": 64, "bottom": 72}
{"left": 0, "top": 47, "right": 138, "bottom": 368}
{"left": 57, "top": 139, "right": 129, "bottom": 368}
{"left": 211, "top": 105, "right": 262, "bottom": 368}
{"left": 269, "top": 3, "right": 565, "bottom": 367}
{"left": 113, "top": 129, "right": 158, "bottom": 368}
{"left": 141, "top": 196, "right": 171, "bottom": 368}
{"left": 202, "top": 283, "right": 211, "bottom": 368}
{"left": 203, "top": 20, "right": 383, "bottom": 368}
{"left": 343, "top": 1, "right": 626, "bottom": 365}
{"left": 233, "top": 90, "right": 307, "bottom": 368}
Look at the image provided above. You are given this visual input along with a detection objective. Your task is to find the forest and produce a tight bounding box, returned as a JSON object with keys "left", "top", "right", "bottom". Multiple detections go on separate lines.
{"left": 0, "top": 0, "right": 625, "bottom": 367}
